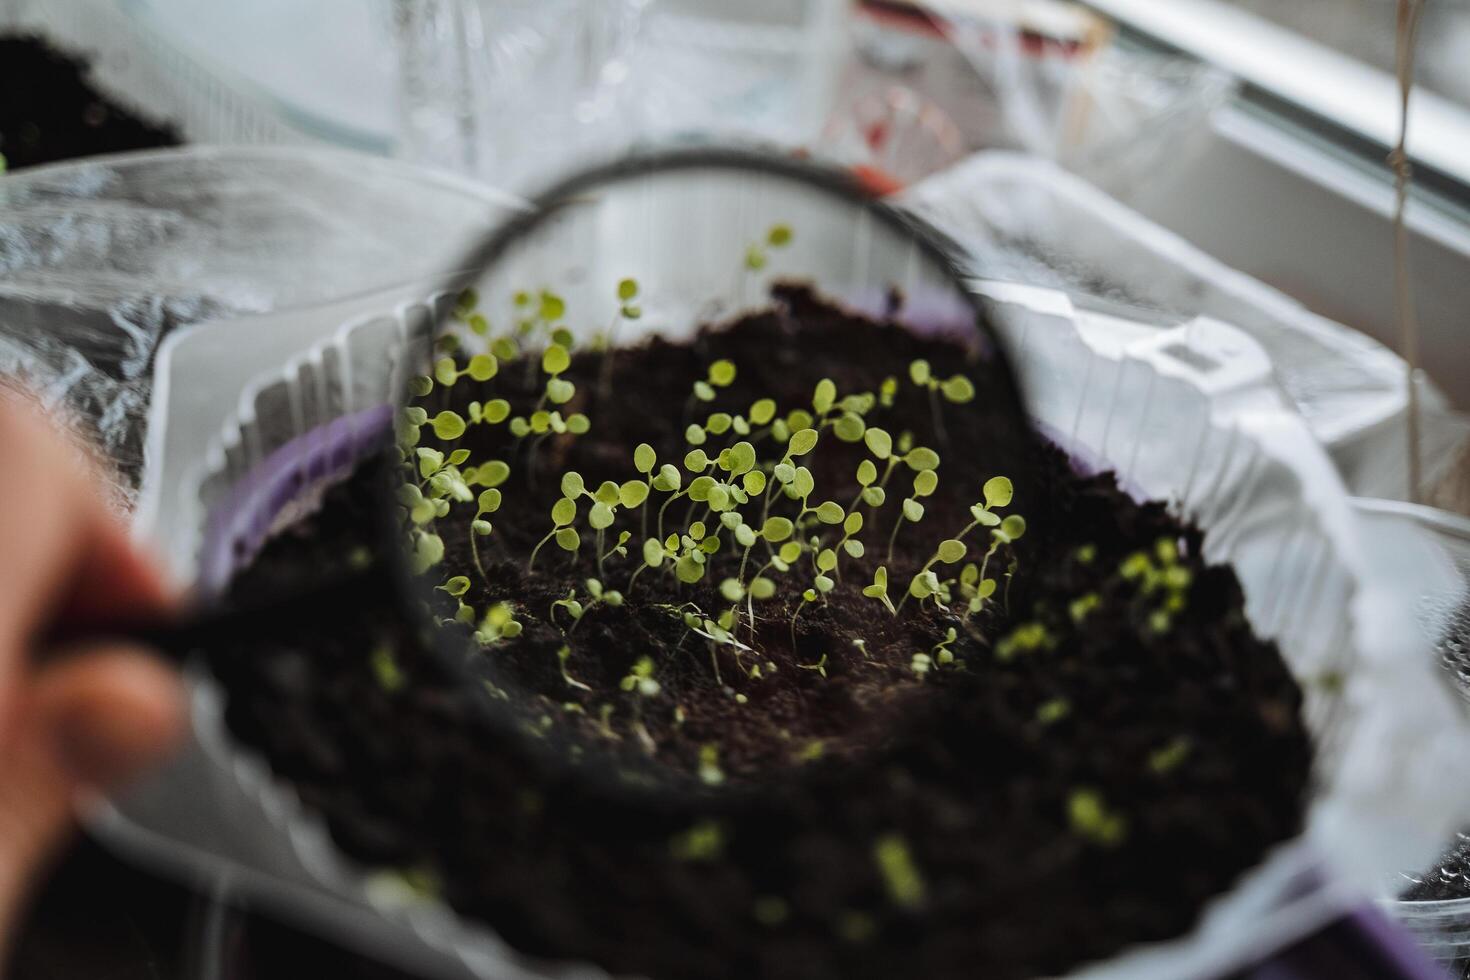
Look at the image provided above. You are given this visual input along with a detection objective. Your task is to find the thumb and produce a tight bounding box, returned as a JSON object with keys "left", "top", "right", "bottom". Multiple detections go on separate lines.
{"left": 0, "top": 648, "right": 183, "bottom": 954}
{"left": 37, "top": 648, "right": 186, "bottom": 792}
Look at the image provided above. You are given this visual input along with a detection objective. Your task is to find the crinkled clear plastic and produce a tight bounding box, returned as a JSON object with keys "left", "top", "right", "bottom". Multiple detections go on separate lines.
{"left": 0, "top": 146, "right": 521, "bottom": 504}
{"left": 902, "top": 151, "right": 1470, "bottom": 500}
{"left": 389, "top": 1, "right": 1229, "bottom": 193}
{"left": 0, "top": 0, "right": 1251, "bottom": 505}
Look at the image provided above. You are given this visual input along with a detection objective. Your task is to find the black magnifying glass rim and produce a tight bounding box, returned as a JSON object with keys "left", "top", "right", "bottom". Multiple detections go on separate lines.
{"left": 373, "top": 145, "right": 1038, "bottom": 813}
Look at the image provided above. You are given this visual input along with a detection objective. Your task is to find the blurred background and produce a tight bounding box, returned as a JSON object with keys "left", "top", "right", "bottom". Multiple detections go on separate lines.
{"left": 1, "top": 1, "right": 1468, "bottom": 977}
{"left": 4, "top": 0, "right": 1469, "bottom": 503}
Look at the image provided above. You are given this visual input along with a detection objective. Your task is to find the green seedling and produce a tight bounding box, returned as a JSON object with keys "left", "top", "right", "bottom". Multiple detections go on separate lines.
{"left": 529, "top": 495, "right": 580, "bottom": 569}
{"left": 616, "top": 653, "right": 662, "bottom": 751}
{"left": 744, "top": 222, "right": 793, "bottom": 272}
{"left": 862, "top": 566, "right": 896, "bottom": 615}
{"left": 1069, "top": 592, "right": 1101, "bottom": 624}
{"left": 691, "top": 358, "right": 737, "bottom": 408}
{"left": 408, "top": 529, "right": 445, "bottom": 575}
{"left": 809, "top": 377, "right": 871, "bottom": 444}
{"left": 473, "top": 602, "right": 523, "bottom": 646}
{"left": 1036, "top": 698, "right": 1070, "bottom": 725}
{"left": 698, "top": 743, "right": 726, "bottom": 786}
{"left": 902, "top": 534, "right": 966, "bottom": 610}
{"left": 957, "top": 563, "right": 998, "bottom": 616}
{"left": 914, "top": 476, "right": 1025, "bottom": 617}
{"left": 469, "top": 488, "right": 502, "bottom": 584}
{"left": 1120, "top": 537, "right": 1194, "bottom": 634}
{"left": 370, "top": 642, "right": 403, "bottom": 693}
{"left": 832, "top": 510, "right": 865, "bottom": 577}
{"left": 670, "top": 820, "right": 724, "bottom": 861}
{"left": 907, "top": 359, "right": 976, "bottom": 443}
{"left": 556, "top": 644, "right": 593, "bottom": 692}
{"left": 995, "top": 621, "right": 1055, "bottom": 661}
{"left": 795, "top": 653, "right": 829, "bottom": 679}
{"left": 597, "top": 276, "right": 642, "bottom": 396}
{"left": 872, "top": 833, "right": 925, "bottom": 909}
{"left": 928, "top": 627, "right": 960, "bottom": 667}
{"left": 1069, "top": 789, "right": 1127, "bottom": 847}
{"left": 451, "top": 287, "right": 491, "bottom": 337}
{"left": 550, "top": 577, "right": 623, "bottom": 633}
{"left": 1149, "top": 736, "right": 1192, "bottom": 775}
{"left": 620, "top": 655, "right": 661, "bottom": 697}
{"left": 886, "top": 464, "right": 940, "bottom": 564}
{"left": 788, "top": 585, "right": 819, "bottom": 651}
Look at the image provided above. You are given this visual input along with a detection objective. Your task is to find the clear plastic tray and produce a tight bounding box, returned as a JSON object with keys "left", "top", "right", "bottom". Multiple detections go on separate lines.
{"left": 903, "top": 151, "right": 1469, "bottom": 502}
{"left": 102, "top": 271, "right": 1470, "bottom": 980}
{"left": 1358, "top": 499, "right": 1470, "bottom": 973}
{"left": 3, "top": 0, "right": 316, "bottom": 146}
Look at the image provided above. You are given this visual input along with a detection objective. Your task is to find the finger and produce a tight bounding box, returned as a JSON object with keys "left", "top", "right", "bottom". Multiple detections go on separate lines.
{"left": 0, "top": 646, "right": 183, "bottom": 958}
{"left": 36, "top": 646, "right": 186, "bottom": 790}
{"left": 52, "top": 516, "right": 175, "bottom": 627}
{"left": 0, "top": 397, "right": 177, "bottom": 722}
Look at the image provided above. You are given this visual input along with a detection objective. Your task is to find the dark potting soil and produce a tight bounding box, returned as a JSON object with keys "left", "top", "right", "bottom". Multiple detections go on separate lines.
{"left": 212, "top": 289, "right": 1313, "bottom": 980}
{"left": 0, "top": 34, "right": 181, "bottom": 170}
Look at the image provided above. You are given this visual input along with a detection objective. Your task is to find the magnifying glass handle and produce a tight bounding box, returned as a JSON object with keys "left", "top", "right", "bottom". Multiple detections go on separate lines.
{"left": 44, "top": 563, "right": 398, "bottom": 666}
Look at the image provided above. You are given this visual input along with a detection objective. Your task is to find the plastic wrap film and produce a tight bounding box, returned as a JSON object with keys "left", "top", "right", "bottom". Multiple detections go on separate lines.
{"left": 386, "top": 0, "right": 1227, "bottom": 194}
{"left": 95, "top": 272, "right": 1470, "bottom": 980}
{"left": 0, "top": 146, "right": 523, "bottom": 505}
{"left": 390, "top": 0, "right": 847, "bottom": 191}
{"left": 844, "top": 2, "right": 1232, "bottom": 194}
{"left": 1, "top": 0, "right": 316, "bottom": 147}
{"left": 903, "top": 152, "right": 1470, "bottom": 501}
{"left": 1361, "top": 502, "right": 1470, "bottom": 972}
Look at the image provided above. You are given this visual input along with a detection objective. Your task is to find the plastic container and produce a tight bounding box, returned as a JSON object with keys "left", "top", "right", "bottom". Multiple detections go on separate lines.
{"left": 388, "top": 0, "right": 847, "bottom": 187}
{"left": 1, "top": 0, "right": 318, "bottom": 146}
{"left": 1356, "top": 500, "right": 1470, "bottom": 974}
{"left": 903, "top": 151, "right": 1469, "bottom": 501}
{"left": 122, "top": 0, "right": 399, "bottom": 153}
{"left": 108, "top": 160, "right": 1470, "bottom": 979}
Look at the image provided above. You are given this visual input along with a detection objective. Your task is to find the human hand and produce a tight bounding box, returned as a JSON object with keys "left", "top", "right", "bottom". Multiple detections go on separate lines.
{"left": 0, "top": 392, "right": 184, "bottom": 963}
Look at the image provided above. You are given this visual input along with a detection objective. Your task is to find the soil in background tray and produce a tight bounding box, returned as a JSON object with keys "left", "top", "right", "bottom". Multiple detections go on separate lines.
{"left": 212, "top": 288, "right": 1313, "bottom": 980}
{"left": 0, "top": 34, "right": 181, "bottom": 170}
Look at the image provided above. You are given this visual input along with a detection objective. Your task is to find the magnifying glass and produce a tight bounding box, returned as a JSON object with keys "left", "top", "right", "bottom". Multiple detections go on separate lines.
{"left": 108, "top": 148, "right": 1041, "bottom": 807}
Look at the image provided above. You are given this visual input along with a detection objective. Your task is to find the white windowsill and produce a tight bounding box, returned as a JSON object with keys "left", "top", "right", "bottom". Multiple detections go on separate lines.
{"left": 1083, "top": 0, "right": 1470, "bottom": 188}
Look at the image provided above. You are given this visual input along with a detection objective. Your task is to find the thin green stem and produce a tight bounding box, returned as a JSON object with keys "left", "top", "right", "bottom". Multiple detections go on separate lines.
{"left": 627, "top": 559, "right": 652, "bottom": 597}
{"left": 789, "top": 600, "right": 808, "bottom": 653}
{"left": 929, "top": 385, "right": 948, "bottom": 446}
{"left": 569, "top": 602, "right": 593, "bottom": 634}
{"left": 760, "top": 458, "right": 788, "bottom": 527}
{"left": 597, "top": 312, "right": 620, "bottom": 402}
{"left": 886, "top": 508, "right": 908, "bottom": 565}
{"left": 657, "top": 490, "right": 685, "bottom": 542}
{"left": 977, "top": 541, "right": 1000, "bottom": 590}
{"left": 471, "top": 533, "right": 491, "bottom": 586}
{"left": 745, "top": 558, "right": 776, "bottom": 638}
{"left": 877, "top": 457, "right": 900, "bottom": 490}
{"left": 528, "top": 529, "right": 557, "bottom": 570}
{"left": 896, "top": 555, "right": 938, "bottom": 614}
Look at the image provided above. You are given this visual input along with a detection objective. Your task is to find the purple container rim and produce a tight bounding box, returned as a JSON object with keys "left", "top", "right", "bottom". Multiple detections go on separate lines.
{"left": 197, "top": 403, "right": 392, "bottom": 599}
